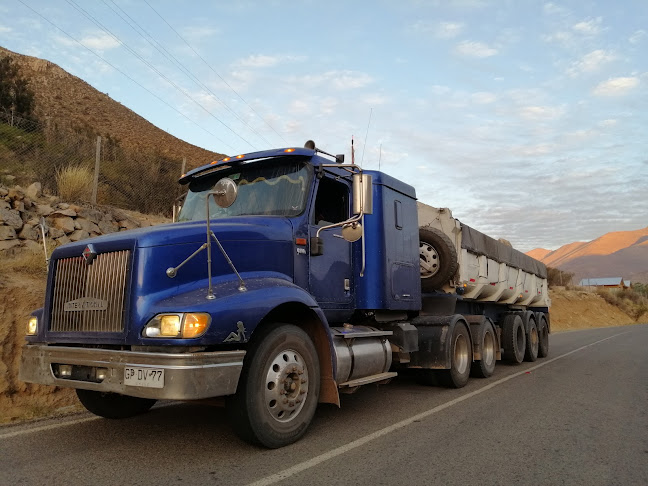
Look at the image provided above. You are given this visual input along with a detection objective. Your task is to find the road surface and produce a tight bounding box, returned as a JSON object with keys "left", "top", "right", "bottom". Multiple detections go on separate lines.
{"left": 1, "top": 325, "right": 647, "bottom": 485}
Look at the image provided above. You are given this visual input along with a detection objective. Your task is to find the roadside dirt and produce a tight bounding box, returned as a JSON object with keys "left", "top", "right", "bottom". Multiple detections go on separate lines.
{"left": 0, "top": 274, "right": 644, "bottom": 425}
{"left": 0, "top": 273, "right": 79, "bottom": 423}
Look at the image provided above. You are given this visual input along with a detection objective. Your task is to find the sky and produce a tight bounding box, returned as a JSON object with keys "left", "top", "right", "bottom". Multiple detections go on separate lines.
{"left": 1, "top": 0, "right": 647, "bottom": 252}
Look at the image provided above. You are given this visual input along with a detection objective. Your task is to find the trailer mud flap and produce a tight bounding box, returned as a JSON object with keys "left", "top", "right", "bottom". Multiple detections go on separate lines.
{"left": 407, "top": 314, "right": 466, "bottom": 369}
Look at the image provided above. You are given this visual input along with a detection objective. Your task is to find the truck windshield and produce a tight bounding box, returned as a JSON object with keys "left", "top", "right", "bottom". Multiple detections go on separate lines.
{"left": 178, "top": 159, "right": 312, "bottom": 221}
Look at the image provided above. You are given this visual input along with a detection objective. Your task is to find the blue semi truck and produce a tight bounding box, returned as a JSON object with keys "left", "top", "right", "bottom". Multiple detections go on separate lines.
{"left": 20, "top": 143, "right": 550, "bottom": 448}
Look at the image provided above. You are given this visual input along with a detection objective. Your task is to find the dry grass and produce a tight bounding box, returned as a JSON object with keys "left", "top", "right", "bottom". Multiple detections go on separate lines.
{"left": 596, "top": 288, "right": 648, "bottom": 321}
{"left": 0, "top": 243, "right": 53, "bottom": 277}
{"left": 55, "top": 164, "right": 93, "bottom": 202}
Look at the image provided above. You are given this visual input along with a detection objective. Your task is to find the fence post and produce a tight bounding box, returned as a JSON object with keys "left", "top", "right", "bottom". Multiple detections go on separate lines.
{"left": 181, "top": 157, "right": 186, "bottom": 177}
{"left": 92, "top": 136, "right": 101, "bottom": 205}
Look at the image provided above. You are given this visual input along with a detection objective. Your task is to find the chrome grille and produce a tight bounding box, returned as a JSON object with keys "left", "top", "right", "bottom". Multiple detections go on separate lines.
{"left": 50, "top": 250, "right": 130, "bottom": 333}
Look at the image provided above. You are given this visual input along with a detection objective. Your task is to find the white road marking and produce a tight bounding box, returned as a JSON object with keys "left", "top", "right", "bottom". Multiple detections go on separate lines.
{"left": 247, "top": 331, "right": 631, "bottom": 486}
{"left": 0, "top": 416, "right": 99, "bottom": 440}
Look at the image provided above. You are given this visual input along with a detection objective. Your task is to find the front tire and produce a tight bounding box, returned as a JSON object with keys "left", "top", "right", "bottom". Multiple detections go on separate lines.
{"left": 227, "top": 323, "right": 320, "bottom": 448}
{"left": 76, "top": 390, "right": 156, "bottom": 419}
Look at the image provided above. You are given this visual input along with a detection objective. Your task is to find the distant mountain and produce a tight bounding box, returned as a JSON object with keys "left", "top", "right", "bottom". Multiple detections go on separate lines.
{"left": 0, "top": 45, "right": 224, "bottom": 168}
{"left": 527, "top": 227, "right": 648, "bottom": 284}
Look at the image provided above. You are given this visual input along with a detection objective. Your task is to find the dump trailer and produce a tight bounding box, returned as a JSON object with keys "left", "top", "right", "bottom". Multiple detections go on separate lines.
{"left": 20, "top": 143, "right": 550, "bottom": 448}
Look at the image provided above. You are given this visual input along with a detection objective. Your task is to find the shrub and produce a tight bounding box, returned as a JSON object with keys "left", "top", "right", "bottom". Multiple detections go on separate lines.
{"left": 55, "top": 164, "right": 93, "bottom": 202}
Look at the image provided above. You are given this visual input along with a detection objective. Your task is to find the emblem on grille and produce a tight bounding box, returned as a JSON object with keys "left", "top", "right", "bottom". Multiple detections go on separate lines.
{"left": 64, "top": 298, "right": 108, "bottom": 312}
{"left": 82, "top": 244, "right": 97, "bottom": 265}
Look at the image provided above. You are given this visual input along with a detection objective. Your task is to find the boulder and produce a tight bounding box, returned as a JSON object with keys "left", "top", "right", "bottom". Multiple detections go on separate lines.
{"left": 36, "top": 204, "right": 54, "bottom": 216}
{"left": 12, "top": 200, "right": 25, "bottom": 212}
{"left": 58, "top": 203, "right": 70, "bottom": 210}
{"left": 119, "top": 219, "right": 140, "bottom": 231}
{"left": 98, "top": 219, "right": 117, "bottom": 234}
{"left": 51, "top": 208, "right": 77, "bottom": 218}
{"left": 77, "top": 208, "right": 103, "bottom": 224}
{"left": 49, "top": 227, "right": 65, "bottom": 238}
{"left": 55, "top": 235, "right": 71, "bottom": 246}
{"left": 0, "top": 239, "right": 21, "bottom": 251}
{"left": 69, "top": 229, "right": 90, "bottom": 242}
{"left": 8, "top": 187, "right": 24, "bottom": 200}
{"left": 18, "top": 224, "right": 40, "bottom": 241}
{"left": 0, "top": 208, "right": 23, "bottom": 230}
{"left": 0, "top": 200, "right": 9, "bottom": 210}
{"left": 0, "top": 187, "right": 8, "bottom": 197}
{"left": 76, "top": 218, "right": 100, "bottom": 234}
{"left": 0, "top": 226, "right": 17, "bottom": 240}
{"left": 50, "top": 216, "right": 75, "bottom": 234}
{"left": 111, "top": 208, "right": 128, "bottom": 222}
{"left": 26, "top": 182, "right": 42, "bottom": 199}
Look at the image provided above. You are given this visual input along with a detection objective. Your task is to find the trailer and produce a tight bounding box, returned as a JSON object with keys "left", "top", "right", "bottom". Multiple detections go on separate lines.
{"left": 20, "top": 142, "right": 549, "bottom": 448}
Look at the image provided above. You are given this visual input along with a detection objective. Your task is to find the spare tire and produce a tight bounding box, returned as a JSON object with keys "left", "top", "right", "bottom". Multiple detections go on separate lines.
{"left": 419, "top": 227, "right": 458, "bottom": 291}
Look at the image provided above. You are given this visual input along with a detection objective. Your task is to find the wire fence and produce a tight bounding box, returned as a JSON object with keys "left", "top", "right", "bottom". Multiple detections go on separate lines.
{"left": 0, "top": 110, "right": 189, "bottom": 216}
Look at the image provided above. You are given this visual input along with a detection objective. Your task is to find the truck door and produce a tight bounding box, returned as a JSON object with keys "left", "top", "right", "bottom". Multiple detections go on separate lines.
{"left": 309, "top": 176, "right": 353, "bottom": 307}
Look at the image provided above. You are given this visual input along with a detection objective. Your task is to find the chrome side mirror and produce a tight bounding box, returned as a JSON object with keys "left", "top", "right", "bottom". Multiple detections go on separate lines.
{"left": 352, "top": 173, "right": 373, "bottom": 215}
{"left": 341, "top": 222, "right": 362, "bottom": 242}
{"left": 212, "top": 178, "right": 237, "bottom": 208}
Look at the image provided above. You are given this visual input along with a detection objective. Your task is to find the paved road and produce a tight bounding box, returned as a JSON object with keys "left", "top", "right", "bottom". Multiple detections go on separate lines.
{"left": 2, "top": 325, "right": 647, "bottom": 486}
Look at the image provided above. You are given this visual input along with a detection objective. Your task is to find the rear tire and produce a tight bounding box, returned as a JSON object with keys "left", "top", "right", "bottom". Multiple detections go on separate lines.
{"left": 419, "top": 227, "right": 458, "bottom": 291}
{"left": 76, "top": 390, "right": 156, "bottom": 419}
{"left": 438, "top": 323, "right": 472, "bottom": 388}
{"left": 226, "top": 323, "right": 320, "bottom": 448}
{"left": 537, "top": 315, "right": 550, "bottom": 358}
{"left": 471, "top": 321, "right": 497, "bottom": 378}
{"left": 524, "top": 318, "right": 539, "bottom": 362}
{"left": 502, "top": 315, "right": 526, "bottom": 364}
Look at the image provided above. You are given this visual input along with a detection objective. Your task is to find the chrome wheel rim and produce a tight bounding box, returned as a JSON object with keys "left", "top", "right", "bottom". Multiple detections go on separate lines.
{"left": 420, "top": 242, "right": 440, "bottom": 278}
{"left": 483, "top": 329, "right": 495, "bottom": 366}
{"left": 264, "top": 349, "right": 309, "bottom": 423}
{"left": 454, "top": 334, "right": 469, "bottom": 375}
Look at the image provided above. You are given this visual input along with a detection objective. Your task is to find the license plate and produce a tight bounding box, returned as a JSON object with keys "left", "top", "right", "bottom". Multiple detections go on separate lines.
{"left": 124, "top": 367, "right": 164, "bottom": 388}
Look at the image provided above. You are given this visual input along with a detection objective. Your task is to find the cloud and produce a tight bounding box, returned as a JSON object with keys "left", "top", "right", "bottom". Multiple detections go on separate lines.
{"left": 471, "top": 92, "right": 497, "bottom": 104}
{"left": 598, "top": 119, "right": 617, "bottom": 127}
{"left": 572, "top": 17, "right": 603, "bottom": 36}
{"left": 629, "top": 29, "right": 646, "bottom": 44}
{"left": 180, "top": 26, "right": 219, "bottom": 41}
{"left": 286, "top": 70, "right": 374, "bottom": 90}
{"left": 592, "top": 77, "right": 640, "bottom": 96}
{"left": 567, "top": 49, "right": 616, "bottom": 77}
{"left": 79, "top": 32, "right": 120, "bottom": 50}
{"left": 0, "top": 25, "right": 11, "bottom": 34}
{"left": 542, "top": 31, "right": 573, "bottom": 46}
{"left": 543, "top": 3, "right": 568, "bottom": 15}
{"left": 454, "top": 40, "right": 498, "bottom": 58}
{"left": 236, "top": 54, "right": 306, "bottom": 68}
{"left": 518, "top": 105, "right": 565, "bottom": 120}
{"left": 435, "top": 21, "right": 464, "bottom": 39}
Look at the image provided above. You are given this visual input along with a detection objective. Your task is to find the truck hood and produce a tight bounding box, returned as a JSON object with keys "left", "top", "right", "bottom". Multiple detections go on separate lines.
{"left": 50, "top": 216, "right": 295, "bottom": 258}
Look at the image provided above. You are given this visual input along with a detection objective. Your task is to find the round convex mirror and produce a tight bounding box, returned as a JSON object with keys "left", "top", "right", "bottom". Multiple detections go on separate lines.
{"left": 212, "top": 178, "right": 237, "bottom": 208}
{"left": 341, "top": 222, "right": 362, "bottom": 242}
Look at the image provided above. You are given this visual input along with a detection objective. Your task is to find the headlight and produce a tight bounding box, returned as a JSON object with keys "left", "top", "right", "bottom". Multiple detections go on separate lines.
{"left": 27, "top": 317, "right": 38, "bottom": 335}
{"left": 143, "top": 313, "right": 211, "bottom": 339}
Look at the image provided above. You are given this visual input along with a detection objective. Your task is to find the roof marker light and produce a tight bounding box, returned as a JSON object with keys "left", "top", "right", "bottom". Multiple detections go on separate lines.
{"left": 210, "top": 161, "right": 218, "bottom": 165}
{"left": 284, "top": 148, "right": 295, "bottom": 153}
{"left": 236, "top": 154, "right": 245, "bottom": 159}
{"left": 222, "top": 157, "right": 231, "bottom": 162}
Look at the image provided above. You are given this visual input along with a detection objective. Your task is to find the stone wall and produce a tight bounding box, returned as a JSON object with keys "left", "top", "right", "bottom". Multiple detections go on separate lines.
{"left": 0, "top": 183, "right": 168, "bottom": 253}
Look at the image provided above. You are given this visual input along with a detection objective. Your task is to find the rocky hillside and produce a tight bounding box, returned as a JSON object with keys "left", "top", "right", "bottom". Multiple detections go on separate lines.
{"left": 0, "top": 45, "right": 224, "bottom": 168}
{"left": 527, "top": 227, "right": 648, "bottom": 284}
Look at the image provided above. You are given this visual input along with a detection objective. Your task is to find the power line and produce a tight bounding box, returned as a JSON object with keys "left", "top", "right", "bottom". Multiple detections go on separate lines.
{"left": 102, "top": 0, "right": 275, "bottom": 148}
{"left": 15, "top": 0, "right": 234, "bottom": 153}
{"left": 65, "top": 0, "right": 256, "bottom": 151}
{"left": 143, "top": 0, "right": 288, "bottom": 145}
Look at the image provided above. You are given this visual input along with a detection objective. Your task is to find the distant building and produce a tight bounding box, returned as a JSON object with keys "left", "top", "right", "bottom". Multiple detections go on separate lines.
{"left": 579, "top": 277, "right": 628, "bottom": 289}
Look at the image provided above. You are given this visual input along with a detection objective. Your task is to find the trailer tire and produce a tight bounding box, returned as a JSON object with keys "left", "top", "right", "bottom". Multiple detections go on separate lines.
{"left": 524, "top": 317, "right": 539, "bottom": 362}
{"left": 537, "top": 315, "right": 550, "bottom": 358}
{"left": 502, "top": 314, "right": 526, "bottom": 364}
{"left": 226, "top": 323, "right": 320, "bottom": 449}
{"left": 76, "top": 390, "right": 156, "bottom": 419}
{"left": 419, "top": 227, "right": 458, "bottom": 291}
{"left": 471, "top": 321, "right": 497, "bottom": 378}
{"left": 438, "top": 322, "right": 472, "bottom": 388}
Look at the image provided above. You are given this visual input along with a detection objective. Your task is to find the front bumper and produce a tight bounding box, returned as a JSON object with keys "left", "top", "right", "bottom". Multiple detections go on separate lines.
{"left": 19, "top": 344, "right": 246, "bottom": 400}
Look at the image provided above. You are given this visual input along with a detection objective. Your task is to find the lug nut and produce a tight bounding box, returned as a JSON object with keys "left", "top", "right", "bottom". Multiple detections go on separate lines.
{"left": 296, "top": 398, "right": 302, "bottom": 404}
{"left": 289, "top": 401, "right": 295, "bottom": 407}
{"left": 280, "top": 389, "right": 286, "bottom": 395}
{"left": 300, "top": 389, "right": 306, "bottom": 394}
{"left": 301, "top": 378, "right": 307, "bottom": 384}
